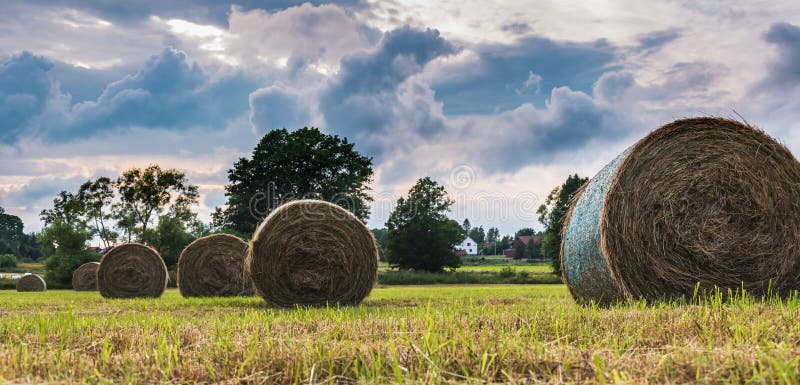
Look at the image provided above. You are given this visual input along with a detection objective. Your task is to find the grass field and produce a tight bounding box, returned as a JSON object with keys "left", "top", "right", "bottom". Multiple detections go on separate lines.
{"left": 2, "top": 285, "right": 799, "bottom": 384}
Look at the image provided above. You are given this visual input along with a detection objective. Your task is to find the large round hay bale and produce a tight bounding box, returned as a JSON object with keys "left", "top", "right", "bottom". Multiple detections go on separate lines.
{"left": 562, "top": 117, "right": 800, "bottom": 304}
{"left": 17, "top": 274, "right": 46, "bottom": 292}
{"left": 97, "top": 243, "right": 168, "bottom": 299}
{"left": 72, "top": 262, "right": 100, "bottom": 291}
{"left": 247, "top": 199, "right": 379, "bottom": 307}
{"left": 177, "top": 234, "right": 253, "bottom": 297}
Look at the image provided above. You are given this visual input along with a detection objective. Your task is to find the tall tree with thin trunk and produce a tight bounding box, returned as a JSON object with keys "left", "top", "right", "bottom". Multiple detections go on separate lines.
{"left": 116, "top": 165, "right": 199, "bottom": 241}
{"left": 77, "top": 177, "right": 117, "bottom": 249}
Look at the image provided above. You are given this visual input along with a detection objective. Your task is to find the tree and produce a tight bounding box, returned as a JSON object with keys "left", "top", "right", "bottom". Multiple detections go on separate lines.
{"left": 537, "top": 174, "right": 588, "bottom": 274}
{"left": 526, "top": 237, "right": 542, "bottom": 259}
{"left": 141, "top": 214, "right": 196, "bottom": 269}
{"left": 40, "top": 191, "right": 83, "bottom": 225}
{"left": 461, "top": 218, "right": 471, "bottom": 236}
{"left": 213, "top": 127, "right": 374, "bottom": 235}
{"left": 468, "top": 225, "right": 485, "bottom": 245}
{"left": 515, "top": 228, "right": 536, "bottom": 237}
{"left": 77, "top": 177, "right": 117, "bottom": 248}
{"left": 511, "top": 238, "right": 528, "bottom": 260}
{"left": 39, "top": 219, "right": 99, "bottom": 288}
{"left": 116, "top": 165, "right": 199, "bottom": 241}
{"left": 371, "top": 228, "right": 388, "bottom": 261}
{"left": 0, "top": 211, "right": 24, "bottom": 256}
{"left": 496, "top": 235, "right": 513, "bottom": 255}
{"left": 18, "top": 233, "right": 43, "bottom": 261}
{"left": 0, "top": 254, "right": 16, "bottom": 268}
{"left": 385, "top": 177, "right": 462, "bottom": 272}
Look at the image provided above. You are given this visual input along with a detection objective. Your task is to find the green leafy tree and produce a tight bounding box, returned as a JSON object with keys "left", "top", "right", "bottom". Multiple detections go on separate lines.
{"left": 0, "top": 210, "right": 24, "bottom": 256}
{"left": 526, "top": 237, "right": 542, "bottom": 259}
{"left": 468, "top": 225, "right": 485, "bottom": 245}
{"left": 482, "top": 227, "right": 500, "bottom": 255}
{"left": 141, "top": 214, "right": 196, "bottom": 269}
{"left": 116, "top": 165, "right": 199, "bottom": 241}
{"left": 0, "top": 254, "right": 17, "bottom": 268}
{"left": 18, "top": 233, "right": 43, "bottom": 261}
{"left": 496, "top": 235, "right": 513, "bottom": 255}
{"left": 515, "top": 228, "right": 536, "bottom": 237}
{"left": 40, "top": 191, "right": 84, "bottom": 225}
{"left": 511, "top": 238, "right": 528, "bottom": 260}
{"left": 39, "top": 219, "right": 99, "bottom": 289}
{"left": 386, "top": 177, "right": 462, "bottom": 272}
{"left": 77, "top": 177, "right": 118, "bottom": 248}
{"left": 371, "top": 228, "right": 388, "bottom": 261}
{"left": 460, "top": 218, "right": 471, "bottom": 236}
{"left": 537, "top": 174, "right": 588, "bottom": 274}
{"left": 213, "top": 127, "right": 374, "bottom": 234}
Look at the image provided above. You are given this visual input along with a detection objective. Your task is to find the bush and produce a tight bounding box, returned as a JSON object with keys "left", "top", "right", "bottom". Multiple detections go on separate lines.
{"left": 44, "top": 249, "right": 101, "bottom": 289}
{"left": 377, "top": 270, "right": 561, "bottom": 285}
{"left": 0, "top": 254, "right": 17, "bottom": 268}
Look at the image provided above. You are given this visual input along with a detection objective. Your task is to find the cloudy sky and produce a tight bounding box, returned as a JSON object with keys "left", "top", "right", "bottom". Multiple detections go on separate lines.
{"left": 1, "top": 1, "right": 799, "bottom": 237}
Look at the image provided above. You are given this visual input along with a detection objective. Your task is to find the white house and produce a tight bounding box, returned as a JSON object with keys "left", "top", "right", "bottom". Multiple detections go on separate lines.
{"left": 456, "top": 236, "right": 478, "bottom": 256}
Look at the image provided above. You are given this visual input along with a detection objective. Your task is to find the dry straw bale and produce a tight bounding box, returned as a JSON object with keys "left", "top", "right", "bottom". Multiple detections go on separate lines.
{"left": 97, "top": 243, "right": 168, "bottom": 298}
{"left": 246, "top": 199, "right": 379, "bottom": 307}
{"left": 178, "top": 233, "right": 254, "bottom": 297}
{"left": 17, "top": 274, "right": 46, "bottom": 292}
{"left": 562, "top": 117, "right": 800, "bottom": 304}
{"left": 72, "top": 262, "right": 100, "bottom": 291}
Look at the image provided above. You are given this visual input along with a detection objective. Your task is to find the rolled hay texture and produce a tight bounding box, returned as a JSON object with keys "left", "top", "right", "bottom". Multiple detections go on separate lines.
{"left": 17, "top": 274, "right": 46, "bottom": 292}
{"left": 72, "top": 262, "right": 100, "bottom": 291}
{"left": 562, "top": 117, "right": 800, "bottom": 304}
{"left": 177, "top": 234, "right": 254, "bottom": 297}
{"left": 247, "top": 199, "right": 379, "bottom": 307}
{"left": 97, "top": 243, "right": 168, "bottom": 298}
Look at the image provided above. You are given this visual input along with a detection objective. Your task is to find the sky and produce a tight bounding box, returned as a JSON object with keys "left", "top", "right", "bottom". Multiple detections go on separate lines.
{"left": 1, "top": 0, "right": 799, "bottom": 238}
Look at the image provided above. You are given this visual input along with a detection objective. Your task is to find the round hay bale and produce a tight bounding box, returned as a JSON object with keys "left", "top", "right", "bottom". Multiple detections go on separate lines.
{"left": 177, "top": 234, "right": 254, "bottom": 297}
{"left": 17, "top": 274, "right": 46, "bottom": 292}
{"left": 247, "top": 199, "right": 379, "bottom": 307}
{"left": 97, "top": 243, "right": 168, "bottom": 299}
{"left": 72, "top": 262, "right": 100, "bottom": 291}
{"left": 562, "top": 117, "right": 800, "bottom": 304}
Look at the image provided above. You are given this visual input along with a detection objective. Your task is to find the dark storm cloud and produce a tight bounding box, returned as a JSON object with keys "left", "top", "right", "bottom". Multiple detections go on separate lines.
{"left": 0, "top": 48, "right": 258, "bottom": 144}
{"left": 760, "top": 22, "right": 800, "bottom": 89}
{"left": 48, "top": 61, "right": 133, "bottom": 102}
{"left": 320, "top": 27, "right": 457, "bottom": 144}
{"left": 431, "top": 37, "right": 619, "bottom": 115}
{"left": 0, "top": 52, "right": 54, "bottom": 143}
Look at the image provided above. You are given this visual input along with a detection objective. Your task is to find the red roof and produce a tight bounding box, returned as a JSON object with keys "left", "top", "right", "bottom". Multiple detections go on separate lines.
{"left": 517, "top": 235, "right": 542, "bottom": 246}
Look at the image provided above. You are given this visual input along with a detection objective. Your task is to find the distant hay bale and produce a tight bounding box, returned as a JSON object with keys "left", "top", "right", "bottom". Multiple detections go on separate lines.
{"left": 97, "top": 243, "right": 168, "bottom": 299}
{"left": 562, "top": 117, "right": 800, "bottom": 304}
{"left": 246, "top": 199, "right": 379, "bottom": 307}
{"left": 17, "top": 274, "right": 46, "bottom": 292}
{"left": 72, "top": 262, "right": 100, "bottom": 291}
{"left": 177, "top": 234, "right": 254, "bottom": 297}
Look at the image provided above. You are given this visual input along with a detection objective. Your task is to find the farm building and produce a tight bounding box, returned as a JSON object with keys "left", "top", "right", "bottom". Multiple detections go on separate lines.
{"left": 456, "top": 236, "right": 478, "bottom": 256}
{"left": 503, "top": 235, "right": 542, "bottom": 257}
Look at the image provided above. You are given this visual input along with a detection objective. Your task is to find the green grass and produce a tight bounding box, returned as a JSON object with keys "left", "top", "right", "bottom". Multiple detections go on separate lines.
{"left": 457, "top": 264, "right": 552, "bottom": 272}
{"left": 378, "top": 269, "right": 559, "bottom": 285}
{"left": 1, "top": 286, "right": 800, "bottom": 384}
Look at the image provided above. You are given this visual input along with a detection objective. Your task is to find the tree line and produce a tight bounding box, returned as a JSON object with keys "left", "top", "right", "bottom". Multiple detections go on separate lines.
{"left": 0, "top": 126, "right": 587, "bottom": 286}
